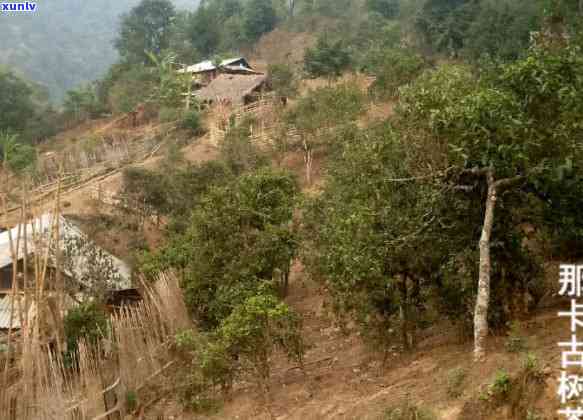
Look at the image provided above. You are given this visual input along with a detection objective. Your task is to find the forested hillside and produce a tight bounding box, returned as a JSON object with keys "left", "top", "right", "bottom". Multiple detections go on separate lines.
{"left": 0, "top": 0, "right": 199, "bottom": 101}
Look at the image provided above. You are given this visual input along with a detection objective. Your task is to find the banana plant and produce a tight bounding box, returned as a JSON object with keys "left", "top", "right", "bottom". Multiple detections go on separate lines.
{"left": 0, "top": 131, "right": 19, "bottom": 172}
{"left": 146, "top": 51, "right": 190, "bottom": 109}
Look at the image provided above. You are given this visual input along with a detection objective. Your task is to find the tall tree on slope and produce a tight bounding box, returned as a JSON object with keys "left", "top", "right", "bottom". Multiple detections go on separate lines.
{"left": 115, "top": 0, "right": 176, "bottom": 65}
{"left": 243, "top": 0, "right": 278, "bottom": 42}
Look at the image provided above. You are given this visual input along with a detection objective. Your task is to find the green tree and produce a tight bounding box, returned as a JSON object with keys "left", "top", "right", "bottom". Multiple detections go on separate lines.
{"left": 398, "top": 38, "right": 583, "bottom": 361}
{"left": 415, "top": 0, "right": 475, "bottom": 55}
{"left": 167, "top": 11, "right": 200, "bottom": 65}
{"left": 215, "top": 0, "right": 243, "bottom": 20}
{"left": 63, "top": 84, "right": 106, "bottom": 122}
{"left": 107, "top": 65, "right": 157, "bottom": 114}
{"left": 147, "top": 168, "right": 299, "bottom": 329}
{"left": 217, "top": 293, "right": 303, "bottom": 395}
{"left": 121, "top": 167, "right": 170, "bottom": 227}
{"left": 147, "top": 51, "right": 190, "bottom": 108}
{"left": 286, "top": 84, "right": 365, "bottom": 184}
{"left": 304, "top": 34, "right": 352, "bottom": 78}
{"left": 115, "top": 0, "right": 176, "bottom": 64}
{"left": 366, "top": 48, "right": 426, "bottom": 100}
{"left": 220, "top": 117, "right": 269, "bottom": 176}
{"left": 0, "top": 131, "right": 36, "bottom": 173}
{"left": 174, "top": 292, "right": 303, "bottom": 410}
{"left": 302, "top": 124, "right": 444, "bottom": 353}
{"left": 366, "top": 0, "right": 400, "bottom": 19}
{"left": 268, "top": 63, "right": 299, "bottom": 100}
{"left": 243, "top": 0, "right": 278, "bottom": 42}
{"left": 463, "top": 0, "right": 542, "bottom": 61}
{"left": 0, "top": 69, "right": 34, "bottom": 133}
{"left": 187, "top": 4, "right": 222, "bottom": 57}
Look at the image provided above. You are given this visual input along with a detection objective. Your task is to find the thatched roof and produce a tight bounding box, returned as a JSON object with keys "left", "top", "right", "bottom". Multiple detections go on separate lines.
{"left": 195, "top": 74, "right": 268, "bottom": 105}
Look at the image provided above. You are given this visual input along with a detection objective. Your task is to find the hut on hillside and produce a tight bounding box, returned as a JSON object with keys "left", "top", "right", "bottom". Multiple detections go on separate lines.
{"left": 195, "top": 73, "right": 269, "bottom": 107}
{"left": 0, "top": 213, "right": 138, "bottom": 331}
{"left": 178, "top": 57, "right": 259, "bottom": 87}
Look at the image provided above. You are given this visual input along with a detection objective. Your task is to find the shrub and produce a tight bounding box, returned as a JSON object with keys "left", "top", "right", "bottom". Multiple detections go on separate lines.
{"left": 446, "top": 367, "right": 466, "bottom": 398}
{"left": 63, "top": 84, "right": 106, "bottom": 121}
{"left": 174, "top": 330, "right": 234, "bottom": 412}
{"left": 175, "top": 329, "right": 198, "bottom": 354}
{"left": 108, "top": 65, "right": 156, "bottom": 114}
{"left": 522, "top": 353, "right": 538, "bottom": 372}
{"left": 383, "top": 400, "right": 436, "bottom": 420}
{"left": 217, "top": 293, "right": 304, "bottom": 389}
{"left": 63, "top": 303, "right": 108, "bottom": 362}
{"left": 125, "top": 390, "right": 138, "bottom": 412}
{"left": 174, "top": 293, "right": 304, "bottom": 410}
{"left": 489, "top": 369, "right": 511, "bottom": 398}
{"left": 181, "top": 110, "right": 202, "bottom": 134}
{"left": 287, "top": 83, "right": 366, "bottom": 133}
{"left": 0, "top": 132, "right": 37, "bottom": 173}
{"left": 522, "top": 353, "right": 545, "bottom": 382}
{"left": 366, "top": 48, "right": 426, "bottom": 100}
{"left": 158, "top": 106, "right": 182, "bottom": 123}
{"left": 220, "top": 117, "right": 268, "bottom": 175}
{"left": 526, "top": 410, "right": 545, "bottom": 420}
{"left": 5, "top": 143, "right": 36, "bottom": 173}
{"left": 304, "top": 34, "right": 352, "bottom": 78}
{"left": 268, "top": 63, "right": 298, "bottom": 99}
{"left": 366, "top": 0, "right": 399, "bottom": 19}
{"left": 505, "top": 321, "right": 528, "bottom": 353}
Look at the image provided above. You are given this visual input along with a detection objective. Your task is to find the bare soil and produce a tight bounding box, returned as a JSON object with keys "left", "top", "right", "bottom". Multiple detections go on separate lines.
{"left": 139, "top": 261, "right": 566, "bottom": 420}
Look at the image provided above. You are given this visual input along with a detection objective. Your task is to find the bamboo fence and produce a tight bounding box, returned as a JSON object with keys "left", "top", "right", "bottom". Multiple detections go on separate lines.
{"left": 0, "top": 190, "right": 192, "bottom": 419}
{"left": 0, "top": 270, "right": 191, "bottom": 420}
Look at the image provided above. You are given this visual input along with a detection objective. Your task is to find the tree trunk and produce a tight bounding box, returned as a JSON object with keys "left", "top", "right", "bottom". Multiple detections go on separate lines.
{"left": 474, "top": 170, "right": 496, "bottom": 362}
{"left": 302, "top": 139, "right": 313, "bottom": 185}
{"left": 410, "top": 276, "right": 421, "bottom": 349}
{"left": 398, "top": 276, "right": 410, "bottom": 351}
{"left": 283, "top": 264, "right": 290, "bottom": 297}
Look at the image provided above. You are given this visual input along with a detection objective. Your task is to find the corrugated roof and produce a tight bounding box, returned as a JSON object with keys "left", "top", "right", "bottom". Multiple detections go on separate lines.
{"left": 0, "top": 295, "right": 21, "bottom": 329}
{"left": 0, "top": 214, "right": 132, "bottom": 291}
{"left": 0, "top": 213, "right": 53, "bottom": 269}
{"left": 178, "top": 57, "right": 250, "bottom": 74}
{"left": 195, "top": 73, "right": 268, "bottom": 105}
{"left": 0, "top": 293, "right": 79, "bottom": 330}
{"left": 221, "top": 65, "right": 263, "bottom": 75}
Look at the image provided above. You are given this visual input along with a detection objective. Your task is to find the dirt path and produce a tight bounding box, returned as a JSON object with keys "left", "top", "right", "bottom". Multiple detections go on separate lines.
{"left": 0, "top": 134, "right": 219, "bottom": 228}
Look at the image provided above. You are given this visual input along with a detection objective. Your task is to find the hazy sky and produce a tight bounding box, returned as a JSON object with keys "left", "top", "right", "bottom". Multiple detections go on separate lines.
{"left": 0, "top": 0, "right": 200, "bottom": 101}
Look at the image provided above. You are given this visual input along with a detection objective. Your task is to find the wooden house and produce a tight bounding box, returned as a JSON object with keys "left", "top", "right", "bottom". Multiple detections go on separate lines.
{"left": 0, "top": 214, "right": 137, "bottom": 330}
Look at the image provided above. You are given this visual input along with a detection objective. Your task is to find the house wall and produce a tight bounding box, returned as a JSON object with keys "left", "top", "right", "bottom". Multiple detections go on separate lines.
{"left": 0, "top": 266, "right": 12, "bottom": 291}
{"left": 0, "top": 260, "right": 50, "bottom": 294}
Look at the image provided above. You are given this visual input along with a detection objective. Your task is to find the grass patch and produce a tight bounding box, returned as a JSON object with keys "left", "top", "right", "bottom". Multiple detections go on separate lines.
{"left": 505, "top": 321, "right": 528, "bottom": 353}
{"left": 489, "top": 369, "right": 511, "bottom": 399}
{"left": 383, "top": 399, "right": 437, "bottom": 420}
{"left": 446, "top": 367, "right": 466, "bottom": 398}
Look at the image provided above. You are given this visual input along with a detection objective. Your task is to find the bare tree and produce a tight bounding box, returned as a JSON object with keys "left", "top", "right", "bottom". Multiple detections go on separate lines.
{"left": 461, "top": 167, "right": 524, "bottom": 362}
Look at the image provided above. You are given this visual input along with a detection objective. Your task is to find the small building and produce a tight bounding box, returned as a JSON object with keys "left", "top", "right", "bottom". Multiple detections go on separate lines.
{"left": 178, "top": 57, "right": 258, "bottom": 86}
{"left": 0, "top": 214, "right": 137, "bottom": 331}
{"left": 195, "top": 73, "right": 269, "bottom": 107}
